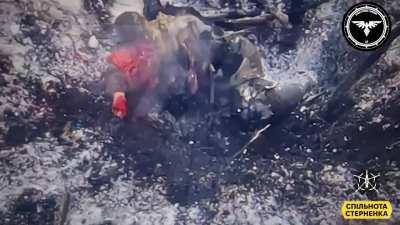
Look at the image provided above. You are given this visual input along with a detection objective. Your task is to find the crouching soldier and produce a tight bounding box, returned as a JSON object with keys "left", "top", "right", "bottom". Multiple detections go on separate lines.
{"left": 104, "top": 11, "right": 212, "bottom": 120}
{"left": 104, "top": 12, "right": 161, "bottom": 120}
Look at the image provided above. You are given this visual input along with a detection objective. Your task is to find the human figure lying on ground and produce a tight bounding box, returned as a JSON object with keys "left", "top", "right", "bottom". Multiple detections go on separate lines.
{"left": 104, "top": 11, "right": 304, "bottom": 123}
{"left": 103, "top": 12, "right": 209, "bottom": 120}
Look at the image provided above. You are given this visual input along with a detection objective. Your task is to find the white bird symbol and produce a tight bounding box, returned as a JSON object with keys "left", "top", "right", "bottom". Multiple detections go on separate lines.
{"left": 352, "top": 21, "right": 382, "bottom": 37}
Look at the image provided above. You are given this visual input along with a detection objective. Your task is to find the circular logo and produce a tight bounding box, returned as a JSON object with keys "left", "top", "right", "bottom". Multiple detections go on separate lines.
{"left": 342, "top": 2, "right": 391, "bottom": 51}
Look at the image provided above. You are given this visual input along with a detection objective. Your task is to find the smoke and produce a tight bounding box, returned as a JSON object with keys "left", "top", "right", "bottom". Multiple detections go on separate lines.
{"left": 127, "top": 13, "right": 213, "bottom": 118}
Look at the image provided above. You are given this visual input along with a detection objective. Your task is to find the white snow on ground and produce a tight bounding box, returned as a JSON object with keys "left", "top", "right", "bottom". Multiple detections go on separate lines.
{"left": 264, "top": 1, "right": 341, "bottom": 86}
{"left": 0, "top": 133, "right": 354, "bottom": 224}
{"left": 0, "top": 136, "right": 92, "bottom": 209}
{"left": 212, "top": 187, "right": 304, "bottom": 225}
{"left": 109, "top": 0, "right": 144, "bottom": 22}
{"left": 69, "top": 180, "right": 178, "bottom": 225}
{"left": 51, "top": 0, "right": 84, "bottom": 12}
{"left": 0, "top": 4, "right": 29, "bottom": 74}
{"left": 0, "top": 131, "right": 368, "bottom": 225}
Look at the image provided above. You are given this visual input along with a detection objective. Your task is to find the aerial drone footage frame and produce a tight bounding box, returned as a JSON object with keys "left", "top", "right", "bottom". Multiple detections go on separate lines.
{"left": 0, "top": 0, "right": 399, "bottom": 225}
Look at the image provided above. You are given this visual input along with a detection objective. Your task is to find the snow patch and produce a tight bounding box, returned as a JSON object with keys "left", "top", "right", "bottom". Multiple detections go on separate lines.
{"left": 109, "top": 0, "right": 144, "bottom": 20}
{"left": 51, "top": 0, "right": 83, "bottom": 12}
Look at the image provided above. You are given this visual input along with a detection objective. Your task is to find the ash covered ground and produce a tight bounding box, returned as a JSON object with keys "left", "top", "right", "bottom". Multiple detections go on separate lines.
{"left": 0, "top": 0, "right": 399, "bottom": 225}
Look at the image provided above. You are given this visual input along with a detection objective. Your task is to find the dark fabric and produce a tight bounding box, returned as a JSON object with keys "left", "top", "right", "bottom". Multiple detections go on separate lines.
{"left": 143, "top": 0, "right": 161, "bottom": 21}
{"left": 103, "top": 68, "right": 128, "bottom": 96}
{"left": 114, "top": 12, "right": 147, "bottom": 43}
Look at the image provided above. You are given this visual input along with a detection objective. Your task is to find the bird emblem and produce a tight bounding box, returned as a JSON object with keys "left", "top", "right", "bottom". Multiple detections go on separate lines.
{"left": 352, "top": 21, "right": 382, "bottom": 36}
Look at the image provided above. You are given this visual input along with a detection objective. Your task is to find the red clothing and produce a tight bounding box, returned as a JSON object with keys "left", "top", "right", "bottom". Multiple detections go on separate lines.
{"left": 106, "top": 40, "right": 160, "bottom": 119}
{"left": 108, "top": 40, "right": 160, "bottom": 92}
{"left": 112, "top": 92, "right": 128, "bottom": 119}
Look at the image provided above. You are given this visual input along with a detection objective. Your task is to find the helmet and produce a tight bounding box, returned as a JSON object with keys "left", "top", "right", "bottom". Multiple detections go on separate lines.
{"left": 114, "top": 12, "right": 148, "bottom": 43}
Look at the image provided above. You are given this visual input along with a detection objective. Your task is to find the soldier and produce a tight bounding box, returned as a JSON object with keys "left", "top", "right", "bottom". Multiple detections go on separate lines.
{"left": 104, "top": 12, "right": 160, "bottom": 120}
{"left": 104, "top": 11, "right": 212, "bottom": 120}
